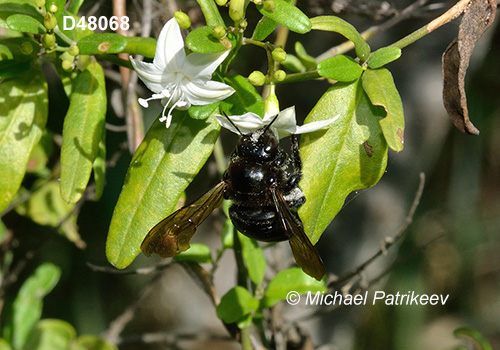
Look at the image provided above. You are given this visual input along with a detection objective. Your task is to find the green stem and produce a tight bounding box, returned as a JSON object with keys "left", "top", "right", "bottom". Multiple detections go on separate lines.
{"left": 279, "top": 70, "right": 321, "bottom": 84}
{"left": 54, "top": 26, "right": 74, "bottom": 45}
{"left": 390, "top": 26, "right": 429, "bottom": 49}
{"left": 240, "top": 326, "right": 252, "bottom": 350}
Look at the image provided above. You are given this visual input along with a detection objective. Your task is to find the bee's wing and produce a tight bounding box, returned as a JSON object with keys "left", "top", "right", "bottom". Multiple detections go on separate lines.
{"left": 270, "top": 187, "right": 326, "bottom": 281}
{"left": 141, "top": 182, "right": 226, "bottom": 258}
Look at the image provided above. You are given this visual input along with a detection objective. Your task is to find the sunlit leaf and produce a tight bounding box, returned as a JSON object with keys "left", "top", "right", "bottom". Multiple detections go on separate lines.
{"left": 256, "top": 0, "right": 311, "bottom": 34}
{"left": 238, "top": 232, "right": 266, "bottom": 285}
{"left": 453, "top": 327, "right": 493, "bottom": 350}
{"left": 261, "top": 268, "right": 326, "bottom": 308}
{"left": 318, "top": 54, "right": 363, "bottom": 82}
{"left": 220, "top": 74, "right": 264, "bottom": 116}
{"left": 299, "top": 79, "right": 388, "bottom": 243}
{"left": 93, "top": 127, "right": 106, "bottom": 200}
{"left": 175, "top": 243, "right": 212, "bottom": 263}
{"left": 60, "top": 60, "right": 106, "bottom": 203}
{"left": 252, "top": 16, "right": 278, "bottom": 41}
{"left": 186, "top": 26, "right": 237, "bottom": 53}
{"left": 361, "top": 68, "right": 404, "bottom": 152}
{"left": 295, "top": 41, "right": 317, "bottom": 70}
{"left": 6, "top": 14, "right": 44, "bottom": 34}
{"left": 311, "top": 16, "right": 370, "bottom": 61}
{"left": 216, "top": 286, "right": 259, "bottom": 324}
{"left": 0, "top": 69, "right": 47, "bottom": 213}
{"left": 77, "top": 33, "right": 128, "bottom": 55}
{"left": 196, "top": 0, "right": 225, "bottom": 27}
{"left": 367, "top": 46, "right": 401, "bottom": 69}
{"left": 106, "top": 113, "right": 220, "bottom": 269}
{"left": 0, "top": 338, "right": 11, "bottom": 350}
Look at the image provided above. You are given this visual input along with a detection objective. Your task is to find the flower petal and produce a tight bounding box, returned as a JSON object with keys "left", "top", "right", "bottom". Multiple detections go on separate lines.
{"left": 184, "top": 50, "right": 231, "bottom": 80}
{"left": 130, "top": 57, "right": 176, "bottom": 93}
{"left": 216, "top": 112, "right": 264, "bottom": 135}
{"left": 294, "top": 115, "right": 340, "bottom": 134}
{"left": 155, "top": 18, "right": 186, "bottom": 72}
{"left": 183, "top": 80, "right": 235, "bottom": 105}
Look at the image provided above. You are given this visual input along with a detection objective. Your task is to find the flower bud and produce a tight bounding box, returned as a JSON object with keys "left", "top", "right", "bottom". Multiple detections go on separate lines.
{"left": 174, "top": 11, "right": 191, "bottom": 29}
{"left": 265, "top": 89, "right": 280, "bottom": 116}
{"left": 229, "top": 0, "right": 244, "bottom": 21}
{"left": 42, "top": 33, "right": 56, "bottom": 48}
{"left": 274, "top": 70, "right": 286, "bottom": 82}
{"left": 248, "top": 71, "right": 266, "bottom": 86}
{"left": 48, "top": 2, "right": 58, "bottom": 13}
{"left": 68, "top": 44, "right": 79, "bottom": 56}
{"left": 212, "top": 25, "right": 226, "bottom": 39}
{"left": 44, "top": 13, "right": 57, "bottom": 30}
{"left": 62, "top": 59, "right": 73, "bottom": 71}
{"left": 262, "top": 0, "right": 276, "bottom": 12}
{"left": 271, "top": 47, "right": 286, "bottom": 63}
{"left": 20, "top": 41, "right": 34, "bottom": 55}
{"left": 238, "top": 18, "right": 248, "bottom": 29}
{"left": 34, "top": 0, "right": 45, "bottom": 8}
{"left": 253, "top": 0, "right": 263, "bottom": 4}
{"left": 215, "top": 0, "right": 228, "bottom": 5}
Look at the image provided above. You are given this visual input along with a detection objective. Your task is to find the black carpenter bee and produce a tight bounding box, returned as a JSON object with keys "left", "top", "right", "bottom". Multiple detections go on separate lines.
{"left": 141, "top": 115, "right": 326, "bottom": 280}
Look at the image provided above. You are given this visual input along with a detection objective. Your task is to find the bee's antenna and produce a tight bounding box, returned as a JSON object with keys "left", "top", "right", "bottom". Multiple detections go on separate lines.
{"left": 223, "top": 112, "right": 243, "bottom": 136}
{"left": 263, "top": 113, "right": 280, "bottom": 133}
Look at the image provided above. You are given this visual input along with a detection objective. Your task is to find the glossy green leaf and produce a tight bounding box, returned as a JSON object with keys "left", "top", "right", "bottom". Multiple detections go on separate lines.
{"left": 6, "top": 14, "right": 44, "bottom": 34}
{"left": 367, "top": 46, "right": 401, "bottom": 69}
{"left": 67, "top": 0, "right": 85, "bottom": 14}
{"left": 9, "top": 264, "right": 61, "bottom": 348}
{"left": 93, "top": 127, "right": 106, "bottom": 200}
{"left": 124, "top": 36, "right": 156, "bottom": 58}
{"left": 295, "top": 42, "right": 316, "bottom": 70}
{"left": 0, "top": 2, "right": 44, "bottom": 28}
{"left": 238, "top": 232, "right": 266, "bottom": 285}
{"left": 252, "top": 16, "right": 278, "bottom": 41}
{"left": 361, "top": 68, "right": 404, "bottom": 152}
{"left": 261, "top": 268, "right": 326, "bottom": 308}
{"left": 60, "top": 60, "right": 106, "bottom": 203}
{"left": 318, "top": 55, "right": 363, "bottom": 82}
{"left": 311, "top": 16, "right": 370, "bottom": 61}
{"left": 106, "top": 113, "right": 220, "bottom": 269}
{"left": 0, "top": 37, "right": 39, "bottom": 78}
{"left": 26, "top": 130, "right": 53, "bottom": 175}
{"left": 186, "top": 26, "right": 236, "bottom": 53}
{"left": 175, "top": 243, "right": 212, "bottom": 263}
{"left": 188, "top": 102, "right": 220, "bottom": 120}
{"left": 77, "top": 33, "right": 128, "bottom": 55}
{"left": 299, "top": 79, "right": 388, "bottom": 243}
{"left": 196, "top": 0, "right": 225, "bottom": 27}
{"left": 281, "top": 53, "right": 305, "bottom": 73}
{"left": 220, "top": 74, "right": 264, "bottom": 116}
{"left": 256, "top": 0, "right": 311, "bottom": 34}
{"left": 454, "top": 327, "right": 492, "bottom": 350}
{"left": 0, "top": 69, "right": 47, "bottom": 213}
{"left": 57, "top": 11, "right": 93, "bottom": 41}
{"left": 24, "top": 319, "right": 76, "bottom": 350}
{"left": 216, "top": 286, "right": 259, "bottom": 324}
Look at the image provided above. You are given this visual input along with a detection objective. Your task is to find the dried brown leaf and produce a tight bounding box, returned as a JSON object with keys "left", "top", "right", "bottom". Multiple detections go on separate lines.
{"left": 442, "top": 0, "right": 497, "bottom": 135}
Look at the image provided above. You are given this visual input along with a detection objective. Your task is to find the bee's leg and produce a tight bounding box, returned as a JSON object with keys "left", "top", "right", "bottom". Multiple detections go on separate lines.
{"left": 290, "top": 134, "right": 302, "bottom": 172}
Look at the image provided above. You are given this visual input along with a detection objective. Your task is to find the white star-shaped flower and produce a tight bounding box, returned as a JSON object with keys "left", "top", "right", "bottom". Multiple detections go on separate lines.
{"left": 130, "top": 18, "right": 235, "bottom": 127}
{"left": 216, "top": 106, "right": 339, "bottom": 139}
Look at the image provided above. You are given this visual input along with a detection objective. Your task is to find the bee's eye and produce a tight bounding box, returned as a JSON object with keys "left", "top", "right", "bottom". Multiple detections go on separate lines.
{"left": 265, "top": 137, "right": 278, "bottom": 154}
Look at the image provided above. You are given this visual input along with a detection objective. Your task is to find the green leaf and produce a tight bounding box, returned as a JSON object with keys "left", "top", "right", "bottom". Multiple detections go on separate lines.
{"left": 299, "top": 79, "right": 388, "bottom": 243}
{"left": 238, "top": 232, "right": 266, "bottom": 285}
{"left": 106, "top": 113, "right": 220, "bottom": 269}
{"left": 454, "top": 327, "right": 492, "bottom": 350}
{"left": 9, "top": 264, "right": 61, "bottom": 348}
{"left": 57, "top": 11, "right": 92, "bottom": 41}
{"left": 256, "top": 0, "right": 311, "bottom": 34}
{"left": 186, "top": 26, "right": 236, "bottom": 53}
{"left": 60, "top": 60, "right": 106, "bottom": 203}
{"left": 294, "top": 42, "right": 317, "bottom": 70}
{"left": 74, "top": 335, "right": 117, "bottom": 350}
{"left": 0, "top": 2, "right": 44, "bottom": 28}
{"left": 216, "top": 286, "right": 259, "bottom": 324}
{"left": 0, "top": 69, "right": 48, "bottom": 213}
{"left": 188, "top": 102, "right": 220, "bottom": 120}
{"left": 318, "top": 55, "right": 363, "bottom": 82}
{"left": 0, "top": 37, "right": 40, "bottom": 78}
{"left": 261, "top": 268, "right": 326, "bottom": 308}
{"left": 252, "top": 16, "right": 278, "bottom": 41}
{"left": 23, "top": 319, "right": 76, "bottom": 350}
{"left": 26, "top": 130, "right": 53, "bottom": 175}
{"left": 124, "top": 36, "right": 156, "bottom": 58}
{"left": 0, "top": 338, "right": 11, "bottom": 350}
{"left": 6, "top": 14, "right": 44, "bottom": 34}
{"left": 77, "top": 33, "right": 128, "bottom": 55}
{"left": 311, "top": 16, "right": 370, "bottom": 61}
{"left": 67, "top": 0, "right": 85, "bottom": 14}
{"left": 367, "top": 46, "right": 401, "bottom": 69}
{"left": 196, "top": 0, "right": 225, "bottom": 27}
{"left": 93, "top": 127, "right": 106, "bottom": 200}
{"left": 361, "top": 68, "right": 404, "bottom": 152}
{"left": 220, "top": 74, "right": 264, "bottom": 116}
{"left": 175, "top": 243, "right": 212, "bottom": 263}
{"left": 281, "top": 53, "right": 305, "bottom": 73}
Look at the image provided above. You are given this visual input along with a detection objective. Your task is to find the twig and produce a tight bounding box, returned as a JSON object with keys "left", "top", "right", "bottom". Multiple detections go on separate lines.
{"left": 87, "top": 261, "right": 173, "bottom": 275}
{"left": 330, "top": 172, "right": 426, "bottom": 288}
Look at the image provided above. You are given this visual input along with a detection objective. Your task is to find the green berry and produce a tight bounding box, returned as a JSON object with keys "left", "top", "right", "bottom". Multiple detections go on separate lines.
{"left": 215, "top": 0, "right": 228, "bottom": 5}
{"left": 274, "top": 70, "right": 286, "bottom": 82}
{"left": 212, "top": 25, "right": 226, "bottom": 39}
{"left": 68, "top": 44, "right": 79, "bottom": 56}
{"left": 44, "top": 13, "right": 57, "bottom": 31}
{"left": 42, "top": 33, "right": 56, "bottom": 48}
{"left": 248, "top": 71, "right": 266, "bottom": 86}
{"left": 262, "top": 0, "right": 276, "bottom": 12}
{"left": 20, "top": 41, "right": 34, "bottom": 55}
{"left": 62, "top": 59, "right": 73, "bottom": 71}
{"left": 34, "top": 0, "right": 45, "bottom": 8}
{"left": 48, "top": 2, "right": 58, "bottom": 13}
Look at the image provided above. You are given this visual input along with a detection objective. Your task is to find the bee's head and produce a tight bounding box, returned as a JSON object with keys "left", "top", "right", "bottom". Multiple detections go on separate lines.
{"left": 237, "top": 128, "right": 278, "bottom": 160}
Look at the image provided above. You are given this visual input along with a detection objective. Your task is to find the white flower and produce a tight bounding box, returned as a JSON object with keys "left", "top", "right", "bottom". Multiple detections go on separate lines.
{"left": 216, "top": 106, "right": 339, "bottom": 139}
{"left": 130, "top": 18, "right": 235, "bottom": 127}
